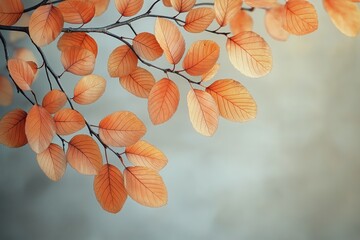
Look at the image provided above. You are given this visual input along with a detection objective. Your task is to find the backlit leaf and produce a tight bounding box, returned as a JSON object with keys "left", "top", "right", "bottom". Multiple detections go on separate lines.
{"left": 115, "top": 0, "right": 144, "bottom": 17}
{"left": 73, "top": 74, "right": 106, "bottom": 104}
{"left": 25, "top": 105, "right": 56, "bottom": 153}
{"left": 226, "top": 31, "right": 272, "bottom": 78}
{"left": 0, "top": 0, "right": 24, "bottom": 26}
{"left": 124, "top": 166, "right": 167, "bottom": 207}
{"left": 184, "top": 7, "right": 215, "bottom": 33}
{"left": 7, "top": 59, "right": 36, "bottom": 91}
{"left": 265, "top": 4, "right": 290, "bottom": 41}
{"left": 183, "top": 40, "right": 220, "bottom": 76}
{"left": 282, "top": 0, "right": 318, "bottom": 35}
{"left": 29, "top": 5, "right": 64, "bottom": 47}
{"left": 0, "top": 76, "right": 13, "bottom": 106}
{"left": 155, "top": 18, "right": 185, "bottom": 65}
{"left": 148, "top": 78, "right": 180, "bottom": 125}
{"left": 245, "top": 0, "right": 277, "bottom": 8}
{"left": 77, "top": 0, "right": 110, "bottom": 16}
{"left": 206, "top": 79, "right": 257, "bottom": 122}
{"left": 13, "top": 48, "right": 38, "bottom": 64}
{"left": 58, "top": 0, "right": 95, "bottom": 24}
{"left": 54, "top": 108, "right": 85, "bottom": 135}
{"left": 120, "top": 67, "right": 155, "bottom": 98}
{"left": 132, "top": 32, "right": 163, "bottom": 61}
{"left": 0, "top": 109, "right": 27, "bottom": 148}
{"left": 67, "top": 134, "right": 103, "bottom": 175}
{"left": 36, "top": 143, "right": 67, "bottom": 181}
{"left": 125, "top": 140, "right": 168, "bottom": 171}
{"left": 99, "top": 111, "right": 146, "bottom": 147}
{"left": 42, "top": 89, "right": 67, "bottom": 114}
{"left": 94, "top": 164, "right": 127, "bottom": 213}
{"left": 214, "top": 0, "right": 243, "bottom": 27}
{"left": 201, "top": 63, "right": 220, "bottom": 82}
{"left": 107, "top": 45, "right": 138, "bottom": 77}
{"left": 58, "top": 33, "right": 98, "bottom": 57}
{"left": 162, "top": 0, "right": 172, "bottom": 7}
{"left": 61, "top": 47, "right": 96, "bottom": 76}
{"left": 230, "top": 10, "right": 253, "bottom": 34}
{"left": 170, "top": 0, "right": 196, "bottom": 12}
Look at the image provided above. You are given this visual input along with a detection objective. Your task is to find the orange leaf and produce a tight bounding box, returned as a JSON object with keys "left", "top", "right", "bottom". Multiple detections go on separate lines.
{"left": 184, "top": 7, "right": 215, "bottom": 33}
{"left": 42, "top": 89, "right": 67, "bottom": 114}
{"left": 0, "top": 0, "right": 24, "bottom": 26}
{"left": 214, "top": 0, "right": 243, "bottom": 27}
{"left": 120, "top": 67, "right": 155, "bottom": 98}
{"left": 58, "top": 32, "right": 98, "bottom": 57}
{"left": 115, "top": 0, "right": 144, "bottom": 17}
{"left": 107, "top": 45, "right": 138, "bottom": 77}
{"left": 187, "top": 89, "right": 219, "bottom": 136}
{"left": 58, "top": 0, "right": 95, "bottom": 24}
{"left": 206, "top": 79, "right": 257, "bottom": 122}
{"left": 54, "top": 108, "right": 85, "bottom": 135}
{"left": 88, "top": 0, "right": 110, "bottom": 16}
{"left": 13, "top": 48, "right": 38, "bottom": 64}
{"left": 125, "top": 140, "right": 168, "bottom": 171}
{"left": 155, "top": 18, "right": 185, "bottom": 65}
{"left": 36, "top": 143, "right": 67, "bottom": 181}
{"left": 230, "top": 10, "right": 253, "bottom": 34}
{"left": 61, "top": 47, "right": 96, "bottom": 76}
{"left": 25, "top": 105, "right": 56, "bottom": 153}
{"left": 29, "top": 5, "right": 64, "bottom": 47}
{"left": 183, "top": 40, "right": 220, "bottom": 76}
{"left": 201, "top": 63, "right": 220, "bottom": 82}
{"left": 162, "top": 0, "right": 172, "bottom": 7}
{"left": 73, "top": 74, "right": 106, "bottom": 104}
{"left": 0, "top": 76, "right": 13, "bottom": 106}
{"left": 132, "top": 32, "right": 163, "bottom": 61}
{"left": 7, "top": 59, "right": 36, "bottom": 91}
{"left": 94, "top": 164, "right": 127, "bottom": 213}
{"left": 0, "top": 109, "right": 27, "bottom": 148}
{"left": 124, "top": 166, "right": 167, "bottom": 207}
{"left": 265, "top": 4, "right": 290, "bottom": 41}
{"left": 244, "top": 0, "right": 277, "bottom": 8}
{"left": 170, "top": 0, "right": 196, "bottom": 12}
{"left": 67, "top": 134, "right": 103, "bottom": 175}
{"left": 148, "top": 78, "right": 180, "bottom": 125}
{"left": 227, "top": 31, "right": 272, "bottom": 78}
{"left": 323, "top": 0, "right": 360, "bottom": 37}
{"left": 282, "top": 0, "right": 318, "bottom": 35}
{"left": 99, "top": 111, "right": 146, "bottom": 147}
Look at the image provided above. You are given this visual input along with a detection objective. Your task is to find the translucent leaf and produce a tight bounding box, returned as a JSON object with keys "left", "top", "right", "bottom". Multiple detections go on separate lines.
{"left": 99, "top": 111, "right": 146, "bottom": 147}
{"left": 184, "top": 7, "right": 215, "bottom": 33}
{"left": 183, "top": 40, "right": 220, "bottom": 76}
{"left": 230, "top": 10, "right": 253, "bottom": 34}
{"left": 25, "top": 105, "right": 56, "bottom": 153}
{"left": 125, "top": 140, "right": 168, "bottom": 171}
{"left": 13, "top": 48, "right": 38, "bottom": 64}
{"left": 201, "top": 63, "right": 220, "bottom": 82}
{"left": 124, "top": 166, "right": 167, "bottom": 207}
{"left": 61, "top": 47, "right": 96, "bottom": 76}
{"left": 0, "top": 0, "right": 24, "bottom": 26}
{"left": 58, "top": 0, "right": 95, "bottom": 24}
{"left": 0, "top": 109, "right": 27, "bottom": 148}
{"left": 170, "top": 0, "right": 196, "bottom": 12}
{"left": 282, "top": 0, "right": 318, "bottom": 35}
{"left": 54, "top": 108, "right": 85, "bottom": 135}
{"left": 115, "top": 0, "right": 144, "bottom": 17}
{"left": 245, "top": 0, "right": 277, "bottom": 8}
{"left": 42, "top": 89, "right": 67, "bottom": 114}
{"left": 94, "top": 164, "right": 127, "bottom": 213}
{"left": 78, "top": 0, "right": 110, "bottom": 16}
{"left": 187, "top": 89, "right": 219, "bottom": 136}
{"left": 29, "top": 5, "right": 64, "bottom": 47}
{"left": 120, "top": 67, "right": 155, "bottom": 98}
{"left": 155, "top": 18, "right": 185, "bottom": 65}
{"left": 132, "top": 32, "right": 163, "bottom": 61}
{"left": 162, "top": 0, "right": 172, "bottom": 7}
{"left": 7, "top": 59, "right": 36, "bottom": 91}
{"left": 206, "top": 79, "right": 257, "bottom": 122}
{"left": 66, "top": 134, "right": 103, "bottom": 175}
{"left": 73, "top": 74, "right": 106, "bottom": 104}
{"left": 0, "top": 76, "right": 13, "bottom": 106}
{"left": 36, "top": 143, "right": 67, "bottom": 181}
{"left": 265, "top": 4, "right": 290, "bottom": 41}
{"left": 226, "top": 31, "right": 272, "bottom": 78}
{"left": 58, "top": 32, "right": 98, "bottom": 57}
{"left": 148, "top": 78, "right": 180, "bottom": 125}
{"left": 214, "top": 0, "right": 243, "bottom": 27}
{"left": 107, "top": 45, "right": 138, "bottom": 77}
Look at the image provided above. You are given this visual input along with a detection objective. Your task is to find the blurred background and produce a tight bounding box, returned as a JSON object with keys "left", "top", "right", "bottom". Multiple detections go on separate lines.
{"left": 1, "top": 1, "right": 360, "bottom": 239}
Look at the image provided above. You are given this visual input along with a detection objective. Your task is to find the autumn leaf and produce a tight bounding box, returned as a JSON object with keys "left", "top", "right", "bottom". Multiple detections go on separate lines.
{"left": 94, "top": 164, "right": 127, "bottom": 213}
{"left": 244, "top": 0, "right": 277, "bottom": 8}
{"left": 148, "top": 78, "right": 180, "bottom": 125}
{"left": 29, "top": 5, "right": 64, "bottom": 47}
{"left": 125, "top": 140, "right": 168, "bottom": 171}
{"left": 124, "top": 166, "right": 167, "bottom": 207}
{"left": 25, "top": 105, "right": 56, "bottom": 153}
{"left": 0, "top": 109, "right": 27, "bottom": 148}
{"left": 201, "top": 63, "right": 220, "bottom": 82}
{"left": 107, "top": 45, "right": 138, "bottom": 77}
{"left": 183, "top": 40, "right": 220, "bottom": 76}
{"left": 265, "top": 4, "right": 290, "bottom": 41}
{"left": 115, "top": 0, "right": 144, "bottom": 17}
{"left": 7, "top": 59, "right": 36, "bottom": 91}
{"left": 61, "top": 47, "right": 96, "bottom": 76}
{"left": 170, "top": 0, "right": 196, "bottom": 13}
{"left": 58, "top": 32, "right": 98, "bottom": 57}
{"left": 155, "top": 18, "right": 185, "bottom": 65}
{"left": 162, "top": 0, "right": 172, "bottom": 7}
{"left": 42, "top": 89, "right": 67, "bottom": 114}
{"left": 53, "top": 109, "right": 85, "bottom": 135}
{"left": 67, "top": 134, "right": 103, "bottom": 175}
{"left": 12, "top": 48, "right": 38, "bottom": 64}
{"left": 206, "top": 79, "right": 257, "bottom": 122}
{"left": 36, "top": 143, "right": 67, "bottom": 181}
{"left": 230, "top": 10, "right": 253, "bottom": 34}
{"left": 99, "top": 111, "right": 147, "bottom": 147}
{"left": 0, "top": 0, "right": 24, "bottom": 26}
{"left": 132, "top": 32, "right": 163, "bottom": 61}
{"left": 184, "top": 7, "right": 215, "bottom": 33}
{"left": 120, "top": 67, "right": 155, "bottom": 98}
{"left": 227, "top": 31, "right": 272, "bottom": 78}
{"left": 214, "top": 0, "right": 243, "bottom": 27}
{"left": 73, "top": 74, "right": 106, "bottom": 104}
{"left": 0, "top": 76, "right": 13, "bottom": 106}
{"left": 58, "top": 0, "right": 95, "bottom": 24}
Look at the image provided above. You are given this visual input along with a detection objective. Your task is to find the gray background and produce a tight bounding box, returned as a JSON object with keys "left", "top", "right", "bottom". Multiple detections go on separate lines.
{"left": 1, "top": 1, "right": 360, "bottom": 239}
